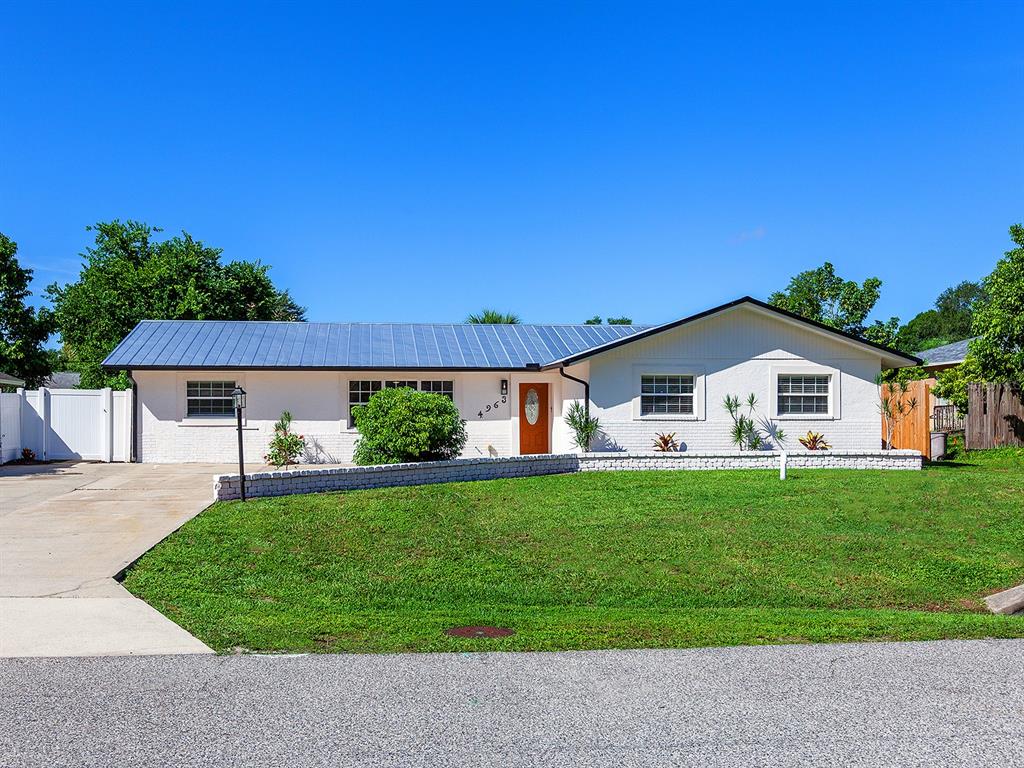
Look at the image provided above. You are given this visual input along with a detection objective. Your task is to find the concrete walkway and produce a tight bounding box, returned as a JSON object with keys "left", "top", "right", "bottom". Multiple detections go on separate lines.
{"left": 0, "top": 462, "right": 241, "bottom": 656}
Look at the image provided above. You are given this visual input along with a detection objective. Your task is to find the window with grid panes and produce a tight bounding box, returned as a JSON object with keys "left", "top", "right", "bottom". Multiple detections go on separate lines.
{"left": 186, "top": 381, "right": 236, "bottom": 416}
{"left": 640, "top": 375, "right": 694, "bottom": 415}
{"left": 777, "top": 374, "right": 830, "bottom": 414}
{"left": 420, "top": 380, "right": 454, "bottom": 400}
{"left": 349, "top": 380, "right": 382, "bottom": 424}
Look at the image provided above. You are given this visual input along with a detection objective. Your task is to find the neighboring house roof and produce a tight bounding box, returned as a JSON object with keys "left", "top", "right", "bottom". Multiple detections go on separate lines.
{"left": 102, "top": 320, "right": 652, "bottom": 370}
{"left": 102, "top": 297, "right": 922, "bottom": 372}
{"left": 915, "top": 337, "right": 976, "bottom": 368}
{"left": 43, "top": 371, "right": 81, "bottom": 389}
{"left": 0, "top": 372, "right": 25, "bottom": 387}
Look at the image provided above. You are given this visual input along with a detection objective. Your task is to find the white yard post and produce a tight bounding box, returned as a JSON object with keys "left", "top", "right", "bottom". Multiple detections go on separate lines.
{"left": 101, "top": 387, "right": 114, "bottom": 462}
{"left": 779, "top": 450, "right": 787, "bottom": 480}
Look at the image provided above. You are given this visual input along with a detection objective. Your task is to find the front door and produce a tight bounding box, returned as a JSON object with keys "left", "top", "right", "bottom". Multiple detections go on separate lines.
{"left": 519, "top": 383, "right": 550, "bottom": 454}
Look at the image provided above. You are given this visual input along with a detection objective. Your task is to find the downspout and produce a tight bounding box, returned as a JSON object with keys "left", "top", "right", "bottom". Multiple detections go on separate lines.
{"left": 126, "top": 369, "right": 138, "bottom": 463}
{"left": 558, "top": 365, "right": 590, "bottom": 420}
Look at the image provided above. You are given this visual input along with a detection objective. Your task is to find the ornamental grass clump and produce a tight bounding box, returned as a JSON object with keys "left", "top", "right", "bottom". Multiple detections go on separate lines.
{"left": 352, "top": 387, "right": 467, "bottom": 465}
{"left": 264, "top": 411, "right": 307, "bottom": 468}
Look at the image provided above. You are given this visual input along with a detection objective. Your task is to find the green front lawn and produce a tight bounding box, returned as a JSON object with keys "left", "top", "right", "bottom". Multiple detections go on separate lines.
{"left": 124, "top": 450, "right": 1024, "bottom": 653}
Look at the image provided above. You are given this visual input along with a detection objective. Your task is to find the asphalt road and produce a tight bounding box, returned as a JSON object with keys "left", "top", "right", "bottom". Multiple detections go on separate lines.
{"left": 2, "top": 639, "right": 1022, "bottom": 767}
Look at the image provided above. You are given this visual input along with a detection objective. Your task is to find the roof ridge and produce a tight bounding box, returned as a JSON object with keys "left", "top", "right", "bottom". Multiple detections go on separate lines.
{"left": 134, "top": 319, "right": 652, "bottom": 328}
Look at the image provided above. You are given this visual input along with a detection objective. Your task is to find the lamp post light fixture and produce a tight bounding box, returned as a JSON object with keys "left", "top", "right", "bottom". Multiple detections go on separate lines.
{"left": 232, "top": 386, "right": 247, "bottom": 501}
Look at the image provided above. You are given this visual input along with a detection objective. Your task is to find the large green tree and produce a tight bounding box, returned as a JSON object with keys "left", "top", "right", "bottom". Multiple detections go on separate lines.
{"left": 769, "top": 261, "right": 899, "bottom": 344}
{"left": 933, "top": 225, "right": 1024, "bottom": 410}
{"left": 46, "top": 221, "right": 305, "bottom": 388}
{"left": 0, "top": 233, "right": 54, "bottom": 388}
{"left": 897, "top": 280, "right": 985, "bottom": 352}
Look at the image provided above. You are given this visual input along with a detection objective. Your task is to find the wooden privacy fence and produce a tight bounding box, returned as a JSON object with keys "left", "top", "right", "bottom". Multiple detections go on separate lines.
{"left": 880, "top": 378, "right": 933, "bottom": 455}
{"left": 966, "top": 382, "right": 1024, "bottom": 449}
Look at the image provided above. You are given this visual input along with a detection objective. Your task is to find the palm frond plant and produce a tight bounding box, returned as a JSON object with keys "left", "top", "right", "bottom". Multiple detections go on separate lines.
{"left": 465, "top": 309, "right": 521, "bottom": 324}
{"left": 652, "top": 432, "right": 679, "bottom": 451}
{"left": 565, "top": 401, "right": 601, "bottom": 451}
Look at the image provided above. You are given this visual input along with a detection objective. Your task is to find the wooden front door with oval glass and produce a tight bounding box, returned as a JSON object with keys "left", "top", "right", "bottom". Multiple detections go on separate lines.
{"left": 518, "top": 383, "right": 550, "bottom": 454}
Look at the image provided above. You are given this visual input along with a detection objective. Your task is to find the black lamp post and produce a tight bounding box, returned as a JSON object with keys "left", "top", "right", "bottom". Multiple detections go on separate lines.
{"left": 232, "top": 386, "right": 247, "bottom": 501}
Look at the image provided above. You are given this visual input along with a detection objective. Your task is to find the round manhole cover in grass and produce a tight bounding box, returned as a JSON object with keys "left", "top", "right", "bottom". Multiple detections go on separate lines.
{"left": 444, "top": 626, "right": 515, "bottom": 639}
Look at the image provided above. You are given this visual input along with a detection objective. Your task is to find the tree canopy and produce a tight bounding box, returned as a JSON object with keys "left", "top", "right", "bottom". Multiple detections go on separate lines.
{"left": 768, "top": 261, "right": 899, "bottom": 345}
{"left": 933, "top": 225, "right": 1024, "bottom": 410}
{"left": 466, "top": 309, "right": 520, "bottom": 324}
{"left": 897, "top": 280, "right": 984, "bottom": 353}
{"left": 46, "top": 221, "right": 305, "bottom": 388}
{"left": 0, "top": 233, "right": 54, "bottom": 388}
{"left": 584, "top": 315, "right": 633, "bottom": 325}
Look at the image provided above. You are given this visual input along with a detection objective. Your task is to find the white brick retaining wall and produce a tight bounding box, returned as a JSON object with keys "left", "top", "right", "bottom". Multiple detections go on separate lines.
{"left": 577, "top": 450, "right": 923, "bottom": 472}
{"left": 213, "top": 450, "right": 922, "bottom": 501}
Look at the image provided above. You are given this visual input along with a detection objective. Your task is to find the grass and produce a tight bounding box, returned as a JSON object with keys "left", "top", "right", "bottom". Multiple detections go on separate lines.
{"left": 124, "top": 449, "right": 1024, "bottom": 654}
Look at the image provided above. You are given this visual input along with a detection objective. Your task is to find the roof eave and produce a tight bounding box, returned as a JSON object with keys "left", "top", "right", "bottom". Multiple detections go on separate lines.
{"left": 102, "top": 364, "right": 544, "bottom": 373}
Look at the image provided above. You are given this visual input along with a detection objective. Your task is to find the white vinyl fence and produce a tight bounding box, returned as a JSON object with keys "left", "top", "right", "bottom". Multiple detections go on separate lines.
{"left": 0, "top": 388, "right": 132, "bottom": 463}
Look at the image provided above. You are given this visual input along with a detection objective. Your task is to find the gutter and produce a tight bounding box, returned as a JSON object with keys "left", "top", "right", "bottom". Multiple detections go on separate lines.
{"left": 558, "top": 365, "right": 590, "bottom": 420}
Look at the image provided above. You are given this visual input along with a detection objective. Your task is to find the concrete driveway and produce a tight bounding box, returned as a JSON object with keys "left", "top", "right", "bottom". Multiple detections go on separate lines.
{"left": 0, "top": 462, "right": 238, "bottom": 657}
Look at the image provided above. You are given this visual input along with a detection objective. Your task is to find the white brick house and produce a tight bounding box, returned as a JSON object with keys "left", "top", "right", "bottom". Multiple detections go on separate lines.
{"left": 102, "top": 297, "right": 919, "bottom": 463}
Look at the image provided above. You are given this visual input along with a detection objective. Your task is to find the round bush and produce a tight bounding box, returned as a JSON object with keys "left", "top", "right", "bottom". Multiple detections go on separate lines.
{"left": 352, "top": 387, "right": 468, "bottom": 465}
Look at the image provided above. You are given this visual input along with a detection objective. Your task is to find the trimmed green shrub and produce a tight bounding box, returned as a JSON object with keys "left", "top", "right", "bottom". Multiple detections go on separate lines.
{"left": 353, "top": 387, "right": 467, "bottom": 465}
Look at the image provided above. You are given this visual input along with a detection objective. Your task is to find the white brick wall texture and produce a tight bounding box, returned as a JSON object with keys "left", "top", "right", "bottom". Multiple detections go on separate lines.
{"left": 213, "top": 450, "right": 923, "bottom": 501}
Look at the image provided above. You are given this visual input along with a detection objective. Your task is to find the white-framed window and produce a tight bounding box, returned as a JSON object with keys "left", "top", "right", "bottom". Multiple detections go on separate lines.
{"left": 640, "top": 374, "right": 694, "bottom": 415}
{"left": 349, "top": 380, "right": 382, "bottom": 424}
{"left": 420, "top": 380, "right": 454, "bottom": 400}
{"left": 186, "top": 380, "right": 236, "bottom": 417}
{"left": 385, "top": 380, "right": 418, "bottom": 390}
{"left": 777, "top": 374, "right": 831, "bottom": 415}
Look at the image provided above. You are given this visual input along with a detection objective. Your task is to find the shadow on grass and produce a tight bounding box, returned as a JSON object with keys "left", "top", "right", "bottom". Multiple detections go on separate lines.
{"left": 924, "top": 459, "right": 978, "bottom": 470}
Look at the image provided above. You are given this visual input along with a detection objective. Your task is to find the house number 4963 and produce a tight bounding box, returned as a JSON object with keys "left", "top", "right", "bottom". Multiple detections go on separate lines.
{"left": 478, "top": 395, "right": 508, "bottom": 418}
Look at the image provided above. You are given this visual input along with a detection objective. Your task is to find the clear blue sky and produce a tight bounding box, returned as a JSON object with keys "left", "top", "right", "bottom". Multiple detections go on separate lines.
{"left": 3, "top": 1, "right": 1022, "bottom": 326}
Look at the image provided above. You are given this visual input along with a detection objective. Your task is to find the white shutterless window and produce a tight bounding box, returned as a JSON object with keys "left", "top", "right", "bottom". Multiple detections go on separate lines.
{"left": 640, "top": 374, "right": 694, "bottom": 415}
{"left": 185, "top": 380, "right": 236, "bottom": 417}
{"left": 420, "top": 380, "right": 454, "bottom": 400}
{"left": 348, "top": 380, "right": 382, "bottom": 425}
{"left": 777, "top": 374, "right": 831, "bottom": 415}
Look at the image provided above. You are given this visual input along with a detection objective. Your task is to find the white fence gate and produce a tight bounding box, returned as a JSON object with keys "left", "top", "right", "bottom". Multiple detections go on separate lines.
{"left": 0, "top": 392, "right": 21, "bottom": 463}
{"left": 0, "top": 388, "right": 132, "bottom": 463}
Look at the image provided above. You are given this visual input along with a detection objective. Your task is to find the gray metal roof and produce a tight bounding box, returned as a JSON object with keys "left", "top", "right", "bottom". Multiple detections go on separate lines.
{"left": 43, "top": 371, "right": 81, "bottom": 389}
{"left": 916, "top": 337, "right": 976, "bottom": 367}
{"left": 102, "top": 320, "right": 651, "bottom": 370}
{"left": 0, "top": 371, "right": 25, "bottom": 387}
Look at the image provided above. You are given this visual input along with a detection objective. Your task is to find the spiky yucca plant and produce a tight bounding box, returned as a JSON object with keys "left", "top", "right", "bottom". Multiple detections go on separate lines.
{"left": 565, "top": 401, "right": 601, "bottom": 451}
{"left": 723, "top": 393, "right": 785, "bottom": 450}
